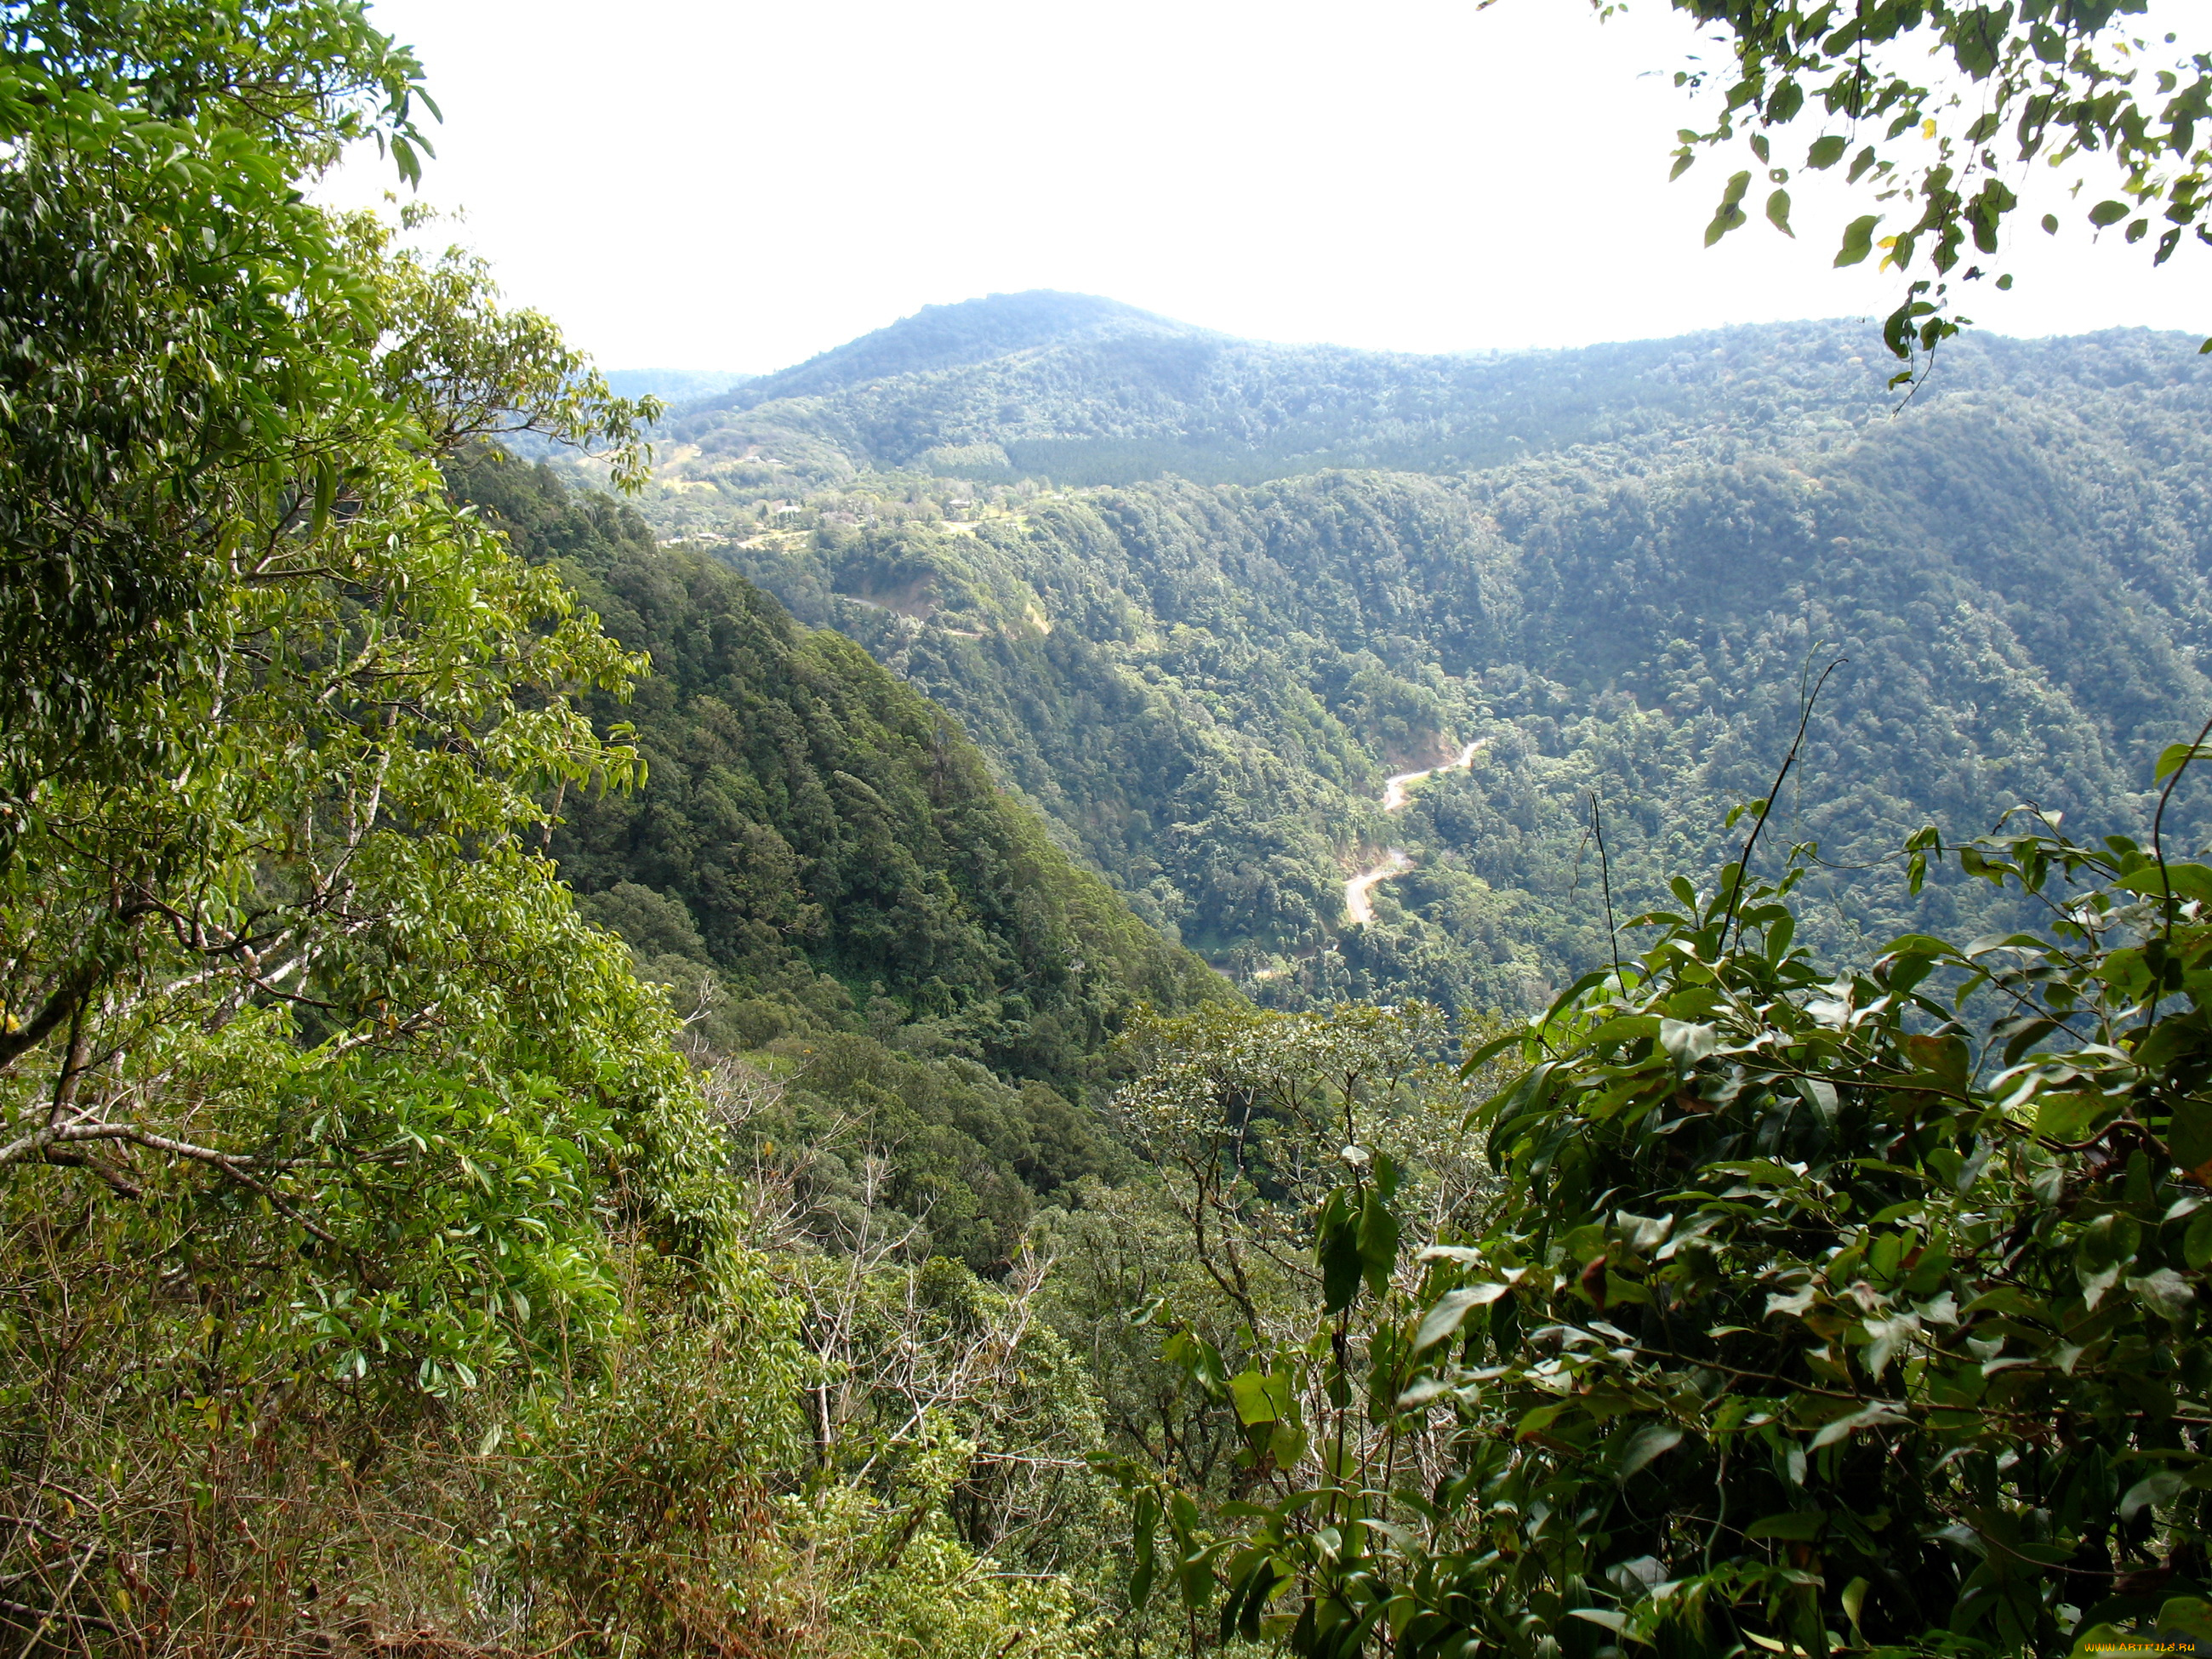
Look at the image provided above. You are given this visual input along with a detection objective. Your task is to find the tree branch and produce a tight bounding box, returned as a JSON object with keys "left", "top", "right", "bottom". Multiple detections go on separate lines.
{"left": 0, "top": 966, "right": 98, "bottom": 1075}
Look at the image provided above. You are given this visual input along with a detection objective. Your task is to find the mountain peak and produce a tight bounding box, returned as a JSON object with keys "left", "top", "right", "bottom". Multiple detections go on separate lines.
{"left": 730, "top": 290, "right": 1208, "bottom": 405}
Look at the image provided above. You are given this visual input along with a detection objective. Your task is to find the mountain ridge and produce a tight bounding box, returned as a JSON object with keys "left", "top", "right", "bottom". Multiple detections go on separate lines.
{"left": 645, "top": 293, "right": 2212, "bottom": 490}
{"left": 703, "top": 290, "right": 1209, "bottom": 413}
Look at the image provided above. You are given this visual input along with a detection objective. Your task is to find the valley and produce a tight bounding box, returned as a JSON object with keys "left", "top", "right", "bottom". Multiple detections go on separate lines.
{"left": 544, "top": 293, "right": 2212, "bottom": 1017}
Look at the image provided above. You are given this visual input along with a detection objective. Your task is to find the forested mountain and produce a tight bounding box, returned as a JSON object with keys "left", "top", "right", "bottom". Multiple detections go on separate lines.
{"left": 581, "top": 298, "right": 2212, "bottom": 1013}
{"left": 650, "top": 288, "right": 2212, "bottom": 488}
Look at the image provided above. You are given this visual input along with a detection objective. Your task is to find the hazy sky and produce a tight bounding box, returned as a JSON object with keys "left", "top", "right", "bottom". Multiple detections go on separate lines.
{"left": 331, "top": 0, "right": 2211, "bottom": 373}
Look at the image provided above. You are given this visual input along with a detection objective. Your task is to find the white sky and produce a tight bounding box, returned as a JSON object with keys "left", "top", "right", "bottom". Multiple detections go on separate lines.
{"left": 330, "top": 0, "right": 2212, "bottom": 373}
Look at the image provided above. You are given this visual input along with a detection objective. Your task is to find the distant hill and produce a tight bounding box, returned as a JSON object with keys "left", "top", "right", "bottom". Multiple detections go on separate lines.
{"left": 447, "top": 452, "right": 1224, "bottom": 1267}
{"left": 710, "top": 291, "right": 1208, "bottom": 408}
{"left": 647, "top": 290, "right": 2212, "bottom": 490}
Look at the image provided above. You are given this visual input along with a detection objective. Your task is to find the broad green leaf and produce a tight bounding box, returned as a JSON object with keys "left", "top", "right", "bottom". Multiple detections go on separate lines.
{"left": 2118, "top": 861, "right": 2212, "bottom": 904}
{"left": 1660, "top": 1019, "right": 1719, "bottom": 1064}
{"left": 1836, "top": 214, "right": 1881, "bottom": 266}
{"left": 2154, "top": 742, "right": 2210, "bottom": 784}
{"left": 1810, "top": 1403, "right": 1907, "bottom": 1447}
{"left": 1413, "top": 1281, "right": 1509, "bottom": 1352}
{"left": 2034, "top": 1091, "right": 2119, "bottom": 1143}
{"left": 1131, "top": 1488, "right": 1160, "bottom": 1610}
{"left": 1569, "top": 1608, "right": 1628, "bottom": 1633}
{"left": 2158, "top": 1596, "right": 2212, "bottom": 1648}
{"left": 1229, "top": 1368, "right": 1295, "bottom": 1427}
{"left": 1901, "top": 1032, "right": 1970, "bottom": 1090}
{"left": 2171, "top": 1097, "right": 2212, "bottom": 1177}
{"left": 2121, "top": 1470, "right": 2189, "bottom": 1519}
{"left": 1610, "top": 1422, "right": 1684, "bottom": 1480}
{"left": 2127, "top": 1268, "right": 2195, "bottom": 1321}
{"left": 1357, "top": 1187, "right": 1401, "bottom": 1299}
{"left": 1318, "top": 1186, "right": 1365, "bottom": 1314}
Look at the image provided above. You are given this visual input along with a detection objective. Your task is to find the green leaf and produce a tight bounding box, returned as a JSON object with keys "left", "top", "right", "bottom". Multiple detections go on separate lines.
{"left": 1810, "top": 1403, "right": 1907, "bottom": 1447}
{"left": 2118, "top": 861, "right": 2212, "bottom": 904}
{"left": 1131, "top": 1488, "right": 1159, "bottom": 1609}
{"left": 2127, "top": 1268, "right": 2195, "bottom": 1321}
{"left": 1807, "top": 134, "right": 1848, "bottom": 169}
{"left": 2157, "top": 1596, "right": 2212, "bottom": 1648}
{"left": 2036, "top": 1091, "right": 2120, "bottom": 1143}
{"left": 2171, "top": 1097, "right": 2212, "bottom": 1177}
{"left": 1318, "top": 1186, "right": 1364, "bottom": 1314}
{"left": 2185, "top": 1209, "right": 2212, "bottom": 1271}
{"left": 1413, "top": 1281, "right": 1509, "bottom": 1352}
{"left": 1611, "top": 1422, "right": 1684, "bottom": 1480}
{"left": 2121, "top": 1469, "right": 2188, "bottom": 1520}
{"left": 1569, "top": 1608, "right": 1628, "bottom": 1633}
{"left": 1229, "top": 1368, "right": 1295, "bottom": 1428}
{"left": 1660, "top": 1019, "right": 1719, "bottom": 1064}
{"left": 2089, "top": 200, "right": 2130, "bottom": 228}
{"left": 1222, "top": 1554, "right": 1286, "bottom": 1643}
{"left": 1901, "top": 1032, "right": 1970, "bottom": 1090}
{"left": 1460, "top": 1028, "right": 1526, "bottom": 1076}
{"left": 1794, "top": 1076, "right": 1839, "bottom": 1124}
{"left": 1706, "top": 170, "right": 1753, "bottom": 245}
{"left": 1836, "top": 214, "right": 1881, "bottom": 266}
{"left": 1357, "top": 1186, "right": 1401, "bottom": 1299}
{"left": 1587, "top": 1014, "right": 1662, "bottom": 1049}
{"left": 311, "top": 457, "right": 336, "bottom": 537}
{"left": 1765, "top": 188, "right": 1794, "bottom": 237}
{"left": 1162, "top": 1329, "right": 1229, "bottom": 1400}
{"left": 2157, "top": 743, "right": 2212, "bottom": 785}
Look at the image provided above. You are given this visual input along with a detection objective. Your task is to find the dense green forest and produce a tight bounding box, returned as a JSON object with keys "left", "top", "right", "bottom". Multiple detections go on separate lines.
{"left": 578, "top": 297, "right": 2212, "bottom": 1015}
{"left": 10, "top": 3, "right": 2212, "bottom": 1659}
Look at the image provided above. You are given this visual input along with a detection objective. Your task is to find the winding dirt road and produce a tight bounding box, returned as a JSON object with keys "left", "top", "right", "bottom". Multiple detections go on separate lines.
{"left": 1343, "top": 740, "right": 1485, "bottom": 926}
{"left": 1343, "top": 848, "right": 1414, "bottom": 926}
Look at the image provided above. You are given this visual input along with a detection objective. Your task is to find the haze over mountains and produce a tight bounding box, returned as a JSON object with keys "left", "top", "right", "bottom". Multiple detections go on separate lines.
{"left": 556, "top": 290, "right": 2212, "bottom": 1013}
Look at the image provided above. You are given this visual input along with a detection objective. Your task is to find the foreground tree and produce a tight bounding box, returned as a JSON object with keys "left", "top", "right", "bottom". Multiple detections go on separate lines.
{"left": 1634, "top": 0, "right": 2211, "bottom": 375}
{"left": 1117, "top": 756, "right": 2212, "bottom": 1654}
{"left": 0, "top": 6, "right": 774, "bottom": 1649}
{"left": 0, "top": 0, "right": 653, "bottom": 774}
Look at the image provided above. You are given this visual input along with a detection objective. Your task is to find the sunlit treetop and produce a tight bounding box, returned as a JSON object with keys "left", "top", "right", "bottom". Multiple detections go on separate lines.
{"left": 0, "top": 0, "right": 433, "bottom": 169}
{"left": 1629, "top": 0, "right": 2212, "bottom": 378}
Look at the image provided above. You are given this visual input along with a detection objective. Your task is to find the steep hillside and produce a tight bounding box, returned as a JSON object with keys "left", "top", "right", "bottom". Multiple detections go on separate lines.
{"left": 582, "top": 302, "right": 2212, "bottom": 1013}
{"left": 448, "top": 454, "right": 1225, "bottom": 1266}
